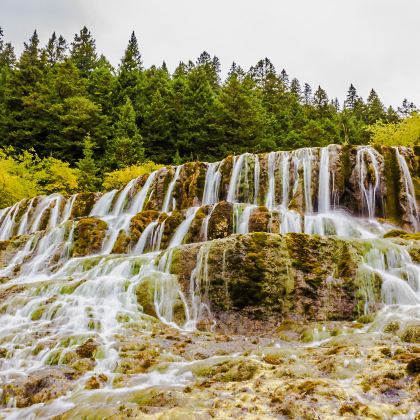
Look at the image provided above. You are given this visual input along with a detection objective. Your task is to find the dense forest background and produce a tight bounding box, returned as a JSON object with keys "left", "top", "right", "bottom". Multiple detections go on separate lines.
{"left": 0, "top": 27, "right": 419, "bottom": 205}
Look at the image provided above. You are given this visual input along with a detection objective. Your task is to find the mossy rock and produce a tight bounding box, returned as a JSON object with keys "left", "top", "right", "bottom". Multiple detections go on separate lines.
{"left": 129, "top": 210, "right": 161, "bottom": 243}
{"left": 400, "top": 325, "right": 420, "bottom": 343}
{"left": 384, "top": 229, "right": 420, "bottom": 240}
{"left": 135, "top": 276, "right": 157, "bottom": 317}
{"left": 0, "top": 367, "right": 80, "bottom": 408}
{"left": 248, "top": 206, "right": 271, "bottom": 233}
{"left": 195, "top": 359, "right": 259, "bottom": 382}
{"left": 161, "top": 210, "right": 184, "bottom": 248}
{"left": 112, "top": 230, "right": 131, "bottom": 254}
{"left": 72, "top": 218, "right": 108, "bottom": 257}
{"left": 207, "top": 201, "right": 233, "bottom": 240}
{"left": 71, "top": 193, "right": 99, "bottom": 219}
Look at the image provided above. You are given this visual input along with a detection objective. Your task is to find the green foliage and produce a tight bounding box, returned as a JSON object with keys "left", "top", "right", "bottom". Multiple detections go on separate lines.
{"left": 369, "top": 113, "right": 420, "bottom": 147}
{"left": 102, "top": 161, "right": 163, "bottom": 190}
{"left": 104, "top": 97, "right": 144, "bottom": 169}
{"left": 76, "top": 135, "right": 100, "bottom": 192}
{"left": 0, "top": 25, "right": 416, "bottom": 191}
{"left": 0, "top": 147, "right": 79, "bottom": 207}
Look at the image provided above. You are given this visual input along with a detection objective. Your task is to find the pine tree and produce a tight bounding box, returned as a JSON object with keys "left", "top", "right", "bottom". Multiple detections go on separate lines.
{"left": 0, "top": 27, "right": 15, "bottom": 68}
{"left": 398, "top": 98, "right": 417, "bottom": 118}
{"left": 105, "top": 97, "right": 144, "bottom": 169}
{"left": 142, "top": 89, "right": 173, "bottom": 163}
{"left": 366, "top": 89, "right": 385, "bottom": 124}
{"left": 76, "top": 134, "right": 100, "bottom": 191}
{"left": 280, "top": 69, "right": 289, "bottom": 89}
{"left": 70, "top": 27, "right": 98, "bottom": 77}
{"left": 116, "top": 31, "right": 143, "bottom": 104}
{"left": 249, "top": 58, "right": 276, "bottom": 87}
{"left": 344, "top": 84, "right": 358, "bottom": 109}
{"left": 45, "top": 32, "right": 67, "bottom": 66}
{"left": 290, "top": 78, "right": 302, "bottom": 100}
{"left": 303, "top": 83, "right": 312, "bottom": 105}
{"left": 196, "top": 51, "right": 220, "bottom": 88}
{"left": 313, "top": 86, "right": 329, "bottom": 109}
{"left": 174, "top": 66, "right": 217, "bottom": 160}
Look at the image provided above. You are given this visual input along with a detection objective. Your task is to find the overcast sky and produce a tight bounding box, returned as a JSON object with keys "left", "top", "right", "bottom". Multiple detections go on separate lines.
{"left": 2, "top": 0, "right": 419, "bottom": 108}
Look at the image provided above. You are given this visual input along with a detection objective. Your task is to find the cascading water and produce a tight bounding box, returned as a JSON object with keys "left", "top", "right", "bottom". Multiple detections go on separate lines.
{"left": 395, "top": 147, "right": 420, "bottom": 231}
{"left": 317, "top": 146, "right": 330, "bottom": 213}
{"left": 162, "top": 166, "right": 181, "bottom": 213}
{"left": 1, "top": 144, "right": 420, "bottom": 417}
{"left": 356, "top": 146, "right": 381, "bottom": 219}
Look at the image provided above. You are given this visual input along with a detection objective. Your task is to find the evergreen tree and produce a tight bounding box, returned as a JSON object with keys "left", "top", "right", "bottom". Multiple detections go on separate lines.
{"left": 70, "top": 26, "right": 98, "bottom": 77}
{"left": 105, "top": 97, "right": 144, "bottom": 169}
{"left": 249, "top": 58, "right": 276, "bottom": 87}
{"left": 45, "top": 32, "right": 67, "bottom": 66}
{"left": 366, "top": 89, "right": 385, "bottom": 124}
{"left": 280, "top": 69, "right": 289, "bottom": 89}
{"left": 313, "top": 86, "right": 329, "bottom": 109}
{"left": 303, "top": 83, "right": 312, "bottom": 105}
{"left": 142, "top": 89, "right": 173, "bottom": 163}
{"left": 0, "top": 28, "right": 15, "bottom": 68}
{"left": 214, "top": 73, "right": 269, "bottom": 155}
{"left": 290, "top": 78, "right": 302, "bottom": 100}
{"left": 344, "top": 84, "right": 358, "bottom": 109}
{"left": 398, "top": 98, "right": 417, "bottom": 118}
{"left": 76, "top": 134, "right": 100, "bottom": 191}
{"left": 116, "top": 31, "right": 143, "bottom": 104}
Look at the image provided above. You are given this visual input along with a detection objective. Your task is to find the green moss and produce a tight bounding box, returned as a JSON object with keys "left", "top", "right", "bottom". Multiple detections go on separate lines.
{"left": 71, "top": 193, "right": 98, "bottom": 219}
{"left": 194, "top": 359, "right": 258, "bottom": 382}
{"left": 161, "top": 210, "right": 184, "bottom": 248}
{"left": 129, "top": 210, "right": 160, "bottom": 243}
{"left": 207, "top": 201, "right": 233, "bottom": 240}
{"left": 357, "top": 313, "right": 375, "bottom": 324}
{"left": 400, "top": 325, "right": 420, "bottom": 343}
{"left": 383, "top": 229, "right": 420, "bottom": 240}
{"left": 112, "top": 230, "right": 130, "bottom": 254}
{"left": 384, "top": 321, "right": 400, "bottom": 333}
{"left": 135, "top": 276, "right": 157, "bottom": 317}
{"left": 72, "top": 218, "right": 108, "bottom": 257}
{"left": 383, "top": 147, "right": 402, "bottom": 224}
{"left": 30, "top": 306, "right": 46, "bottom": 321}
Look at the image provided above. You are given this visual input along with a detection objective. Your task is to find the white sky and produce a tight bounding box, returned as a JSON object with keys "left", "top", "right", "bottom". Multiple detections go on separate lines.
{"left": 2, "top": 0, "right": 419, "bottom": 108}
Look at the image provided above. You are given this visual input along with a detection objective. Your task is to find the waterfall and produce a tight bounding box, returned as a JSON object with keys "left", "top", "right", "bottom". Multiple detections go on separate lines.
{"left": 0, "top": 202, "right": 21, "bottom": 240}
{"left": 254, "top": 155, "right": 260, "bottom": 205}
{"left": 265, "top": 152, "right": 277, "bottom": 210}
{"left": 281, "top": 152, "right": 290, "bottom": 209}
{"left": 292, "top": 148, "right": 313, "bottom": 213}
{"left": 1, "top": 143, "right": 420, "bottom": 418}
{"left": 183, "top": 243, "right": 213, "bottom": 330}
{"left": 169, "top": 207, "right": 199, "bottom": 248}
{"left": 133, "top": 220, "right": 165, "bottom": 254}
{"left": 128, "top": 170, "right": 158, "bottom": 214}
{"left": 200, "top": 205, "right": 215, "bottom": 241}
{"left": 226, "top": 153, "right": 257, "bottom": 204}
{"left": 202, "top": 162, "right": 222, "bottom": 206}
{"left": 318, "top": 146, "right": 330, "bottom": 213}
{"left": 356, "top": 146, "right": 381, "bottom": 219}
{"left": 233, "top": 204, "right": 257, "bottom": 234}
{"left": 111, "top": 178, "right": 137, "bottom": 216}
{"left": 358, "top": 243, "right": 420, "bottom": 311}
{"left": 162, "top": 166, "right": 181, "bottom": 213}
{"left": 61, "top": 194, "right": 78, "bottom": 223}
{"left": 16, "top": 197, "right": 36, "bottom": 236}
{"left": 90, "top": 190, "right": 118, "bottom": 217}
{"left": 394, "top": 147, "right": 419, "bottom": 231}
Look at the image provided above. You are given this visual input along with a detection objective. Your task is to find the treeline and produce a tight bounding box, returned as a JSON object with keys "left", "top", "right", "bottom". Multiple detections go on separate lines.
{"left": 0, "top": 26, "right": 417, "bottom": 170}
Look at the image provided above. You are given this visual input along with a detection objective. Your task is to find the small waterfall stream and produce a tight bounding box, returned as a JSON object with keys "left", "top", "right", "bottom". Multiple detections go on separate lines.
{"left": 0, "top": 144, "right": 420, "bottom": 417}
